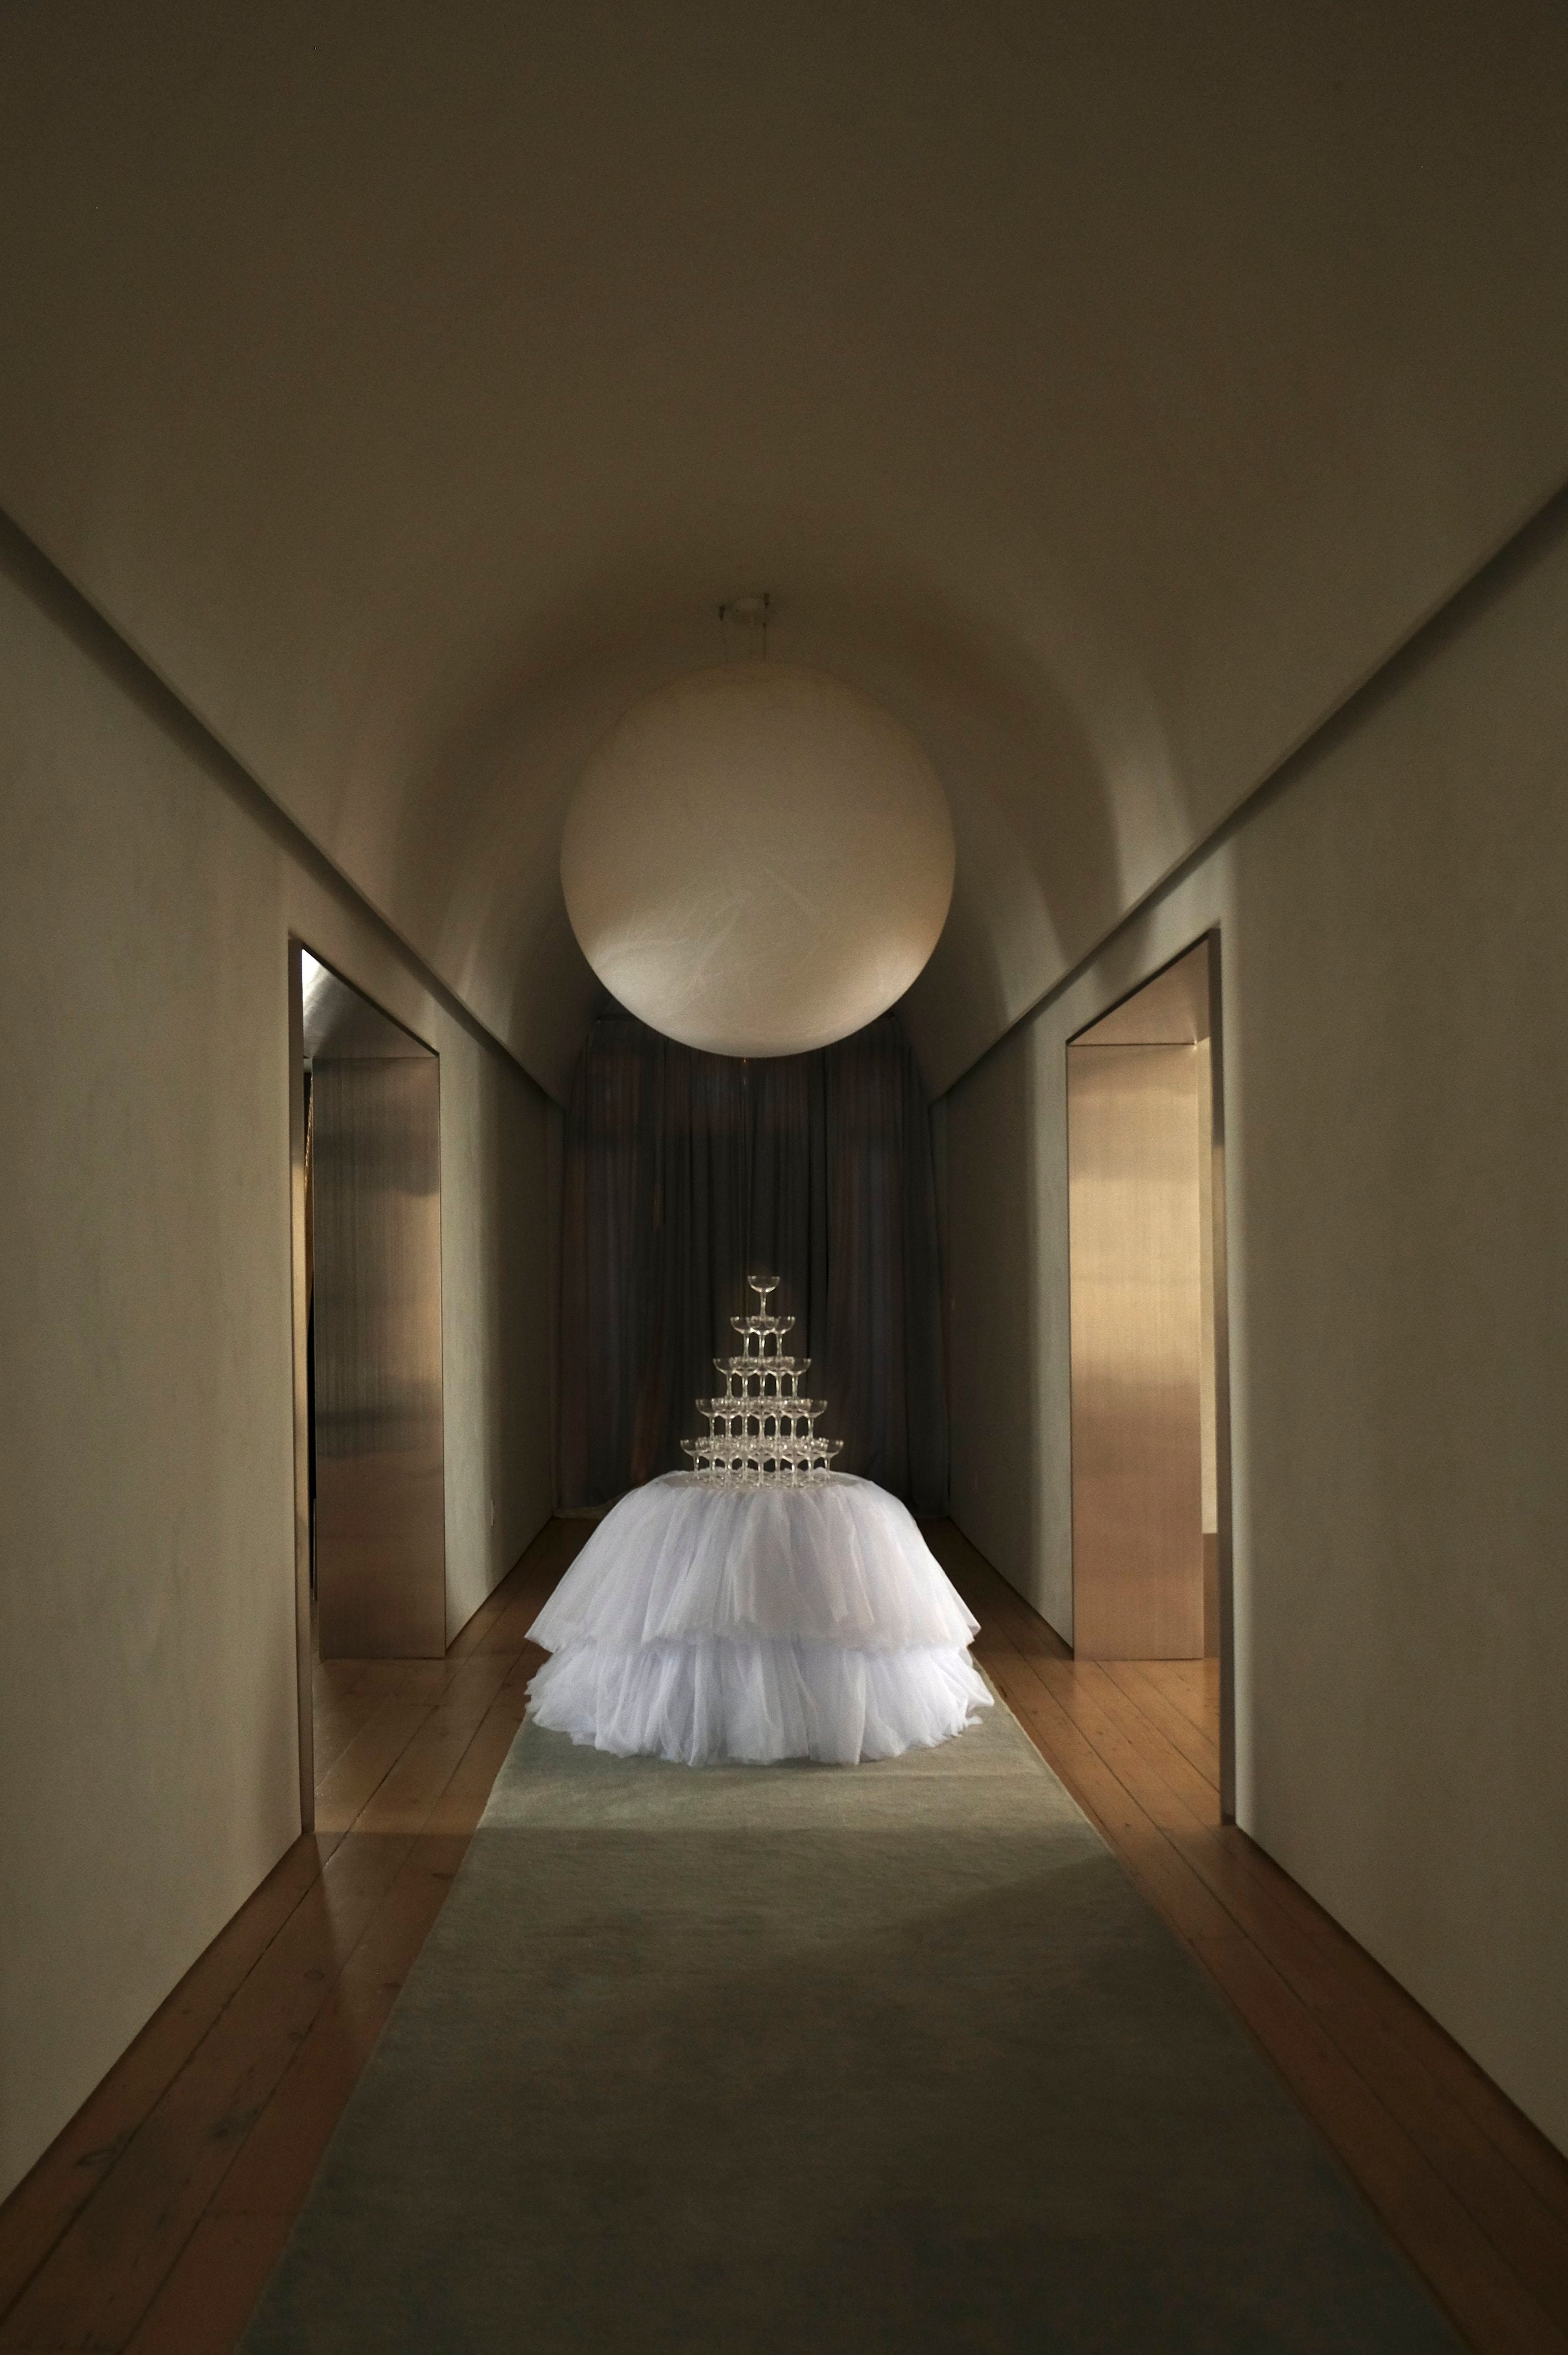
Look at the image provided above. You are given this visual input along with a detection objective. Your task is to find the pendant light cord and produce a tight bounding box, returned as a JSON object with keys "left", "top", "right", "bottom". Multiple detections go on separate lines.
{"left": 741, "top": 1056, "right": 753, "bottom": 1299}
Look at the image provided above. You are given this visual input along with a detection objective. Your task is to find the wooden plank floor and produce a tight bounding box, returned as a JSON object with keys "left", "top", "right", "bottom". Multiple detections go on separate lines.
{"left": 3, "top": 1513, "right": 1565, "bottom": 2352}
{"left": 926, "top": 1522, "right": 1568, "bottom": 2355}
{"left": 0, "top": 1515, "right": 588, "bottom": 2355}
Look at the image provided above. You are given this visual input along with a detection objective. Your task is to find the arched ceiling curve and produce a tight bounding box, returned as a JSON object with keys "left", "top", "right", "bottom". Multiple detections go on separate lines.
{"left": 3, "top": 1, "right": 1567, "bottom": 1098}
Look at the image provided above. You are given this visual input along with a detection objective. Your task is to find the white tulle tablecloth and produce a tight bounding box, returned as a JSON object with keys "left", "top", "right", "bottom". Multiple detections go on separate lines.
{"left": 526, "top": 1473, "right": 991, "bottom": 1766}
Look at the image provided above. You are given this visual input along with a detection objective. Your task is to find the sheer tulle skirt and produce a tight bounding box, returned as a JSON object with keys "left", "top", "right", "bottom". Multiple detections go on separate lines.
{"left": 526, "top": 1473, "right": 991, "bottom": 1767}
{"left": 528, "top": 1634, "right": 992, "bottom": 1767}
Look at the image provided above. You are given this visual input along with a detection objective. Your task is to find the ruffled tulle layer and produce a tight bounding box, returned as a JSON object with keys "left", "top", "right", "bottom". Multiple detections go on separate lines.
{"left": 526, "top": 1473, "right": 992, "bottom": 1766}
{"left": 526, "top": 1636, "right": 993, "bottom": 1767}
{"left": 529, "top": 1473, "right": 978, "bottom": 1655}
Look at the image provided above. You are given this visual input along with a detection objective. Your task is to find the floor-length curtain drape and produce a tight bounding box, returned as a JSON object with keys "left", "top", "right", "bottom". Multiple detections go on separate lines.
{"left": 557, "top": 1008, "right": 948, "bottom": 1513}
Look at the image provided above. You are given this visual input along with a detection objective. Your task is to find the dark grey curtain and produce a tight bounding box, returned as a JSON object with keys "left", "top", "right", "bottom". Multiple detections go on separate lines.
{"left": 558, "top": 1008, "right": 948, "bottom": 1513}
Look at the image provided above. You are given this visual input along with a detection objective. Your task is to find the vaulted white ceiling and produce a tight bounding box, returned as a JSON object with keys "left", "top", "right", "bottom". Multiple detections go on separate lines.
{"left": 3, "top": 2, "right": 1567, "bottom": 1097}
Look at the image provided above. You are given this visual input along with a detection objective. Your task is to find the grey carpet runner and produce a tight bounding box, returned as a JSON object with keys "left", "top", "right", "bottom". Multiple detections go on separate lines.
{"left": 243, "top": 1691, "right": 1460, "bottom": 2352}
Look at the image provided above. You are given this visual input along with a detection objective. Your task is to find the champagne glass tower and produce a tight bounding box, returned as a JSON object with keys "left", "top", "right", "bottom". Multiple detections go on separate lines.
{"left": 682, "top": 1275, "right": 843, "bottom": 1486}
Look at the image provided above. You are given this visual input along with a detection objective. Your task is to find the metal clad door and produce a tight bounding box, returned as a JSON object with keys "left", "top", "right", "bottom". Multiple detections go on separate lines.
{"left": 1068, "top": 1042, "right": 1204, "bottom": 1658}
{"left": 312, "top": 1056, "right": 447, "bottom": 1658}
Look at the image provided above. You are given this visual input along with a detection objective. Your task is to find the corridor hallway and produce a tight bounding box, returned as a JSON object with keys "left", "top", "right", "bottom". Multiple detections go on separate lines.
{"left": 1, "top": 1525, "right": 1564, "bottom": 2353}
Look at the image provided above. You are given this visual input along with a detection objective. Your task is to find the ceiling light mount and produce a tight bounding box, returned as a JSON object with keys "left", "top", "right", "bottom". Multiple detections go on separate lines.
{"left": 718, "top": 591, "right": 771, "bottom": 661}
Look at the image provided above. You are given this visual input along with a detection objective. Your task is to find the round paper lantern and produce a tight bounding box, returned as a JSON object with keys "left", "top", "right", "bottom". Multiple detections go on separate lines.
{"left": 561, "top": 662, "right": 955, "bottom": 1056}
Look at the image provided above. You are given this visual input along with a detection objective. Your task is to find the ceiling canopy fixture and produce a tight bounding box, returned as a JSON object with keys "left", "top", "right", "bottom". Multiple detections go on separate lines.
{"left": 560, "top": 659, "right": 955, "bottom": 1057}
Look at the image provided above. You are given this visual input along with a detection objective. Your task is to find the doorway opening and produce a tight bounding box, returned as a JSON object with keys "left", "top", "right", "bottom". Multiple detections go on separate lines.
{"left": 288, "top": 942, "right": 447, "bottom": 1829}
{"left": 1066, "top": 933, "right": 1234, "bottom": 1817}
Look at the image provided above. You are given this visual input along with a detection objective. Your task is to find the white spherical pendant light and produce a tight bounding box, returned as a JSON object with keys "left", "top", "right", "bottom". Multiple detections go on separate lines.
{"left": 561, "top": 662, "right": 954, "bottom": 1056}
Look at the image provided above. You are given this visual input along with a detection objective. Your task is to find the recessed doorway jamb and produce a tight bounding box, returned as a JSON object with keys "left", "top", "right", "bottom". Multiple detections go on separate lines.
{"left": 1205, "top": 927, "right": 1237, "bottom": 1823}
{"left": 287, "top": 936, "right": 315, "bottom": 1833}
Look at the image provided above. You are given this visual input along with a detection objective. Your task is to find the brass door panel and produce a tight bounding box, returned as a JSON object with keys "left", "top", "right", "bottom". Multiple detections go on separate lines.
{"left": 312, "top": 1054, "right": 447, "bottom": 1659}
{"left": 1069, "top": 1041, "right": 1204, "bottom": 1659}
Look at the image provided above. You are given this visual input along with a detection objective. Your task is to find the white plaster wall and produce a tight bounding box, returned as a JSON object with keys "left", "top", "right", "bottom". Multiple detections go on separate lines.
{"left": 943, "top": 505, "right": 1568, "bottom": 2154}
{"left": 0, "top": 535, "right": 555, "bottom": 2201}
